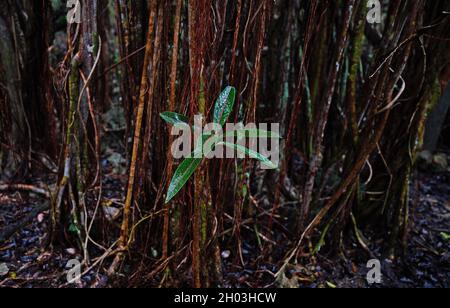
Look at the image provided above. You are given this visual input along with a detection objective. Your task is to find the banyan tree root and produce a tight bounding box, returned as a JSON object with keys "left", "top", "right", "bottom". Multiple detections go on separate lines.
{"left": 0, "top": 183, "right": 50, "bottom": 243}
{"left": 0, "top": 184, "right": 50, "bottom": 198}
{"left": 0, "top": 202, "right": 49, "bottom": 243}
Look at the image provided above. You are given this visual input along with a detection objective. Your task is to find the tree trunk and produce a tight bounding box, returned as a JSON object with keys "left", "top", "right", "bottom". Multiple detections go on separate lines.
{"left": 424, "top": 82, "right": 450, "bottom": 152}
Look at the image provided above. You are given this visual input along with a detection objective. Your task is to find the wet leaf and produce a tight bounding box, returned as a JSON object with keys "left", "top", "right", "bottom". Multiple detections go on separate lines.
{"left": 218, "top": 142, "right": 278, "bottom": 169}
{"left": 213, "top": 87, "right": 236, "bottom": 127}
{"left": 166, "top": 157, "right": 202, "bottom": 204}
{"left": 166, "top": 136, "right": 221, "bottom": 204}
{"left": 160, "top": 112, "right": 190, "bottom": 129}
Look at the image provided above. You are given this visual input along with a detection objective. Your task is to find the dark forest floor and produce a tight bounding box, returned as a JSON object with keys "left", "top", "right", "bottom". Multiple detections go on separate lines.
{"left": 220, "top": 171, "right": 450, "bottom": 288}
{"left": 0, "top": 167, "right": 448, "bottom": 288}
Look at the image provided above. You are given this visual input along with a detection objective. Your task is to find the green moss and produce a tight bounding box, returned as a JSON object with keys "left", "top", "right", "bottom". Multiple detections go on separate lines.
{"left": 93, "top": 32, "right": 100, "bottom": 55}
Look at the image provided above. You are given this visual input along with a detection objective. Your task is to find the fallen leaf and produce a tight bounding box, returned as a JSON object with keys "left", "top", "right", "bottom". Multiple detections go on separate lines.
{"left": 103, "top": 205, "right": 121, "bottom": 221}
{"left": 66, "top": 248, "right": 77, "bottom": 255}
{"left": 0, "top": 263, "right": 9, "bottom": 277}
{"left": 37, "top": 213, "right": 45, "bottom": 223}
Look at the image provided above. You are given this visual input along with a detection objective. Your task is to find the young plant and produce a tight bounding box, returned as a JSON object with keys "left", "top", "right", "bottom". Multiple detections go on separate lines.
{"left": 160, "top": 86, "right": 279, "bottom": 204}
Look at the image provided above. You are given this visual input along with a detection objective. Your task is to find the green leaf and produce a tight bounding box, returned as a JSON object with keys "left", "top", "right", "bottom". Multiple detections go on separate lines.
{"left": 68, "top": 223, "right": 80, "bottom": 234}
{"left": 441, "top": 232, "right": 450, "bottom": 241}
{"left": 218, "top": 142, "right": 277, "bottom": 169}
{"left": 225, "top": 128, "right": 281, "bottom": 139}
{"left": 160, "top": 112, "right": 189, "bottom": 128}
{"left": 166, "top": 157, "right": 202, "bottom": 204}
{"left": 312, "top": 221, "right": 332, "bottom": 255}
{"left": 213, "top": 87, "right": 236, "bottom": 127}
{"left": 193, "top": 132, "right": 216, "bottom": 154}
{"left": 165, "top": 135, "right": 222, "bottom": 204}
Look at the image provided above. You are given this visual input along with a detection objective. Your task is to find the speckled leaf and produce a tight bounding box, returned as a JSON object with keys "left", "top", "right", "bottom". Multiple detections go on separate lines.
{"left": 165, "top": 135, "right": 222, "bottom": 204}
{"left": 165, "top": 157, "right": 202, "bottom": 204}
{"left": 213, "top": 87, "right": 236, "bottom": 127}
{"left": 218, "top": 142, "right": 278, "bottom": 169}
{"left": 160, "top": 112, "right": 190, "bottom": 129}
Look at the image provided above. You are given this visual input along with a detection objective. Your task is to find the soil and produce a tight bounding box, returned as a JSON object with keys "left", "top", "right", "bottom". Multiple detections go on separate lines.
{"left": 0, "top": 169, "right": 448, "bottom": 288}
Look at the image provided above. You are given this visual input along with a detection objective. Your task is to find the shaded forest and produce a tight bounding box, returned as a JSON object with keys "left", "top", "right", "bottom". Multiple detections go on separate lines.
{"left": 0, "top": 0, "right": 449, "bottom": 288}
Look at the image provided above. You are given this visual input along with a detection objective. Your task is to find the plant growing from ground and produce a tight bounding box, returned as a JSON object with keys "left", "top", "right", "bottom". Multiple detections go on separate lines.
{"left": 160, "top": 86, "right": 279, "bottom": 204}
